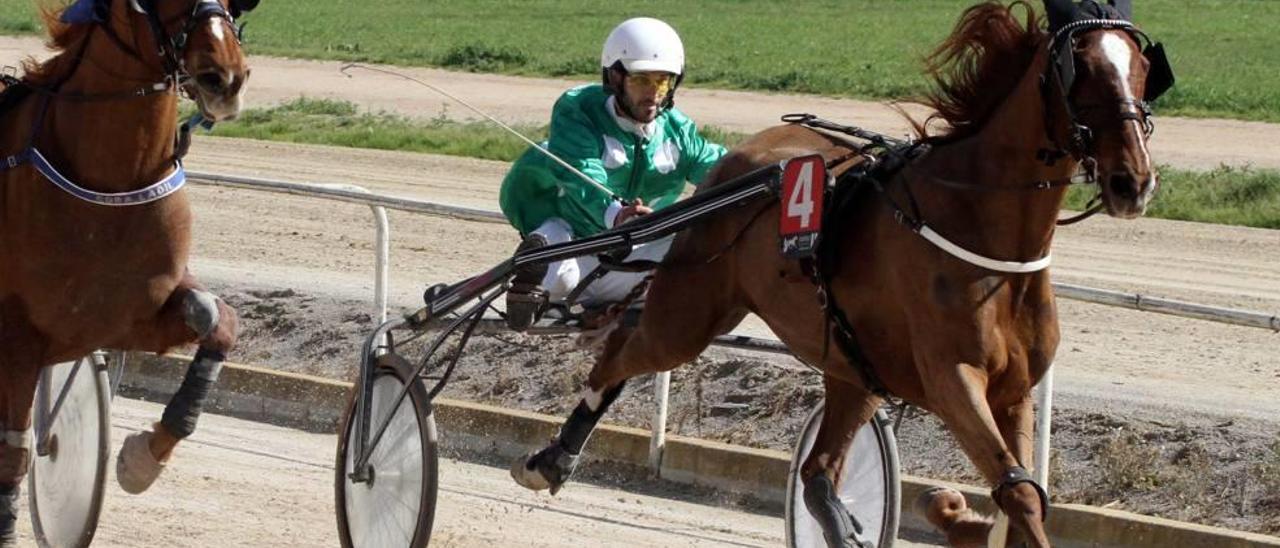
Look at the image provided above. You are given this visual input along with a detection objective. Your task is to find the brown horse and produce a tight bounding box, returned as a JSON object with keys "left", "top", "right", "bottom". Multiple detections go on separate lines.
{"left": 0, "top": 0, "right": 256, "bottom": 543}
{"left": 512, "top": 1, "right": 1168, "bottom": 546}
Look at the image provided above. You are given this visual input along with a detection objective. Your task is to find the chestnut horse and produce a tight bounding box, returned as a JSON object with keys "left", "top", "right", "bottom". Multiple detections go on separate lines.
{"left": 0, "top": 0, "right": 257, "bottom": 543}
{"left": 512, "top": 1, "right": 1170, "bottom": 546}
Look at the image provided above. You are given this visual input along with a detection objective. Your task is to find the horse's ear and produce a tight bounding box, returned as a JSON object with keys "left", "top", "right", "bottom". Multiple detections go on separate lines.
{"left": 1108, "top": 0, "right": 1133, "bottom": 20}
{"left": 230, "top": 0, "right": 260, "bottom": 17}
{"left": 1043, "top": 0, "right": 1079, "bottom": 31}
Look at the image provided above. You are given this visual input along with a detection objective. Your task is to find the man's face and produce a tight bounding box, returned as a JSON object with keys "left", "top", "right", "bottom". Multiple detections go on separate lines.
{"left": 619, "top": 71, "right": 674, "bottom": 123}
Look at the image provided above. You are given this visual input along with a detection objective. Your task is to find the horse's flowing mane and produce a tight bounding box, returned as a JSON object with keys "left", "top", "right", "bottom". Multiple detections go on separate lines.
{"left": 912, "top": 1, "right": 1048, "bottom": 144}
{"left": 20, "top": 5, "right": 97, "bottom": 87}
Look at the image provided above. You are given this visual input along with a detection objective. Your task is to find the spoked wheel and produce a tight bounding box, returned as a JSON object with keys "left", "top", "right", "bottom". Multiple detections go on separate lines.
{"left": 335, "top": 353, "right": 439, "bottom": 548}
{"left": 786, "top": 403, "right": 901, "bottom": 548}
{"left": 28, "top": 355, "right": 112, "bottom": 548}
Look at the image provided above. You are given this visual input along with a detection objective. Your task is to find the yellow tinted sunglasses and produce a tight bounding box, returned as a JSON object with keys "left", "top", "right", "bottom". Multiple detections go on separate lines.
{"left": 625, "top": 72, "right": 675, "bottom": 95}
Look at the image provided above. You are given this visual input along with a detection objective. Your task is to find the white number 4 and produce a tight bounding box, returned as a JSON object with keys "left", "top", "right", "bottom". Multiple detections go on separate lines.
{"left": 786, "top": 162, "right": 816, "bottom": 229}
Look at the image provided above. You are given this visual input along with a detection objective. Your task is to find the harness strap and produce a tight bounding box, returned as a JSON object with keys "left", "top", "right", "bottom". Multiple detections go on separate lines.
{"left": 820, "top": 277, "right": 890, "bottom": 398}
{"left": 991, "top": 465, "right": 1050, "bottom": 521}
{"left": 564, "top": 265, "right": 609, "bottom": 310}
{"left": 564, "top": 252, "right": 661, "bottom": 314}
{"left": 7, "top": 146, "right": 188, "bottom": 206}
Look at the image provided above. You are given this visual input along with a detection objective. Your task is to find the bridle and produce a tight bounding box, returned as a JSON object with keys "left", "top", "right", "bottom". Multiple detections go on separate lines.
{"left": 124, "top": 0, "right": 243, "bottom": 88}
{"left": 1038, "top": 18, "right": 1174, "bottom": 168}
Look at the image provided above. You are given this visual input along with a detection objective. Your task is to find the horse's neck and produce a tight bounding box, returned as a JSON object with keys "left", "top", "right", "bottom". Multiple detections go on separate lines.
{"left": 39, "top": 31, "right": 179, "bottom": 192}
{"left": 912, "top": 51, "right": 1076, "bottom": 262}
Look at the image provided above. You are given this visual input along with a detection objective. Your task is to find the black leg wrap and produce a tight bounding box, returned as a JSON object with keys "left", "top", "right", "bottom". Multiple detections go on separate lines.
{"left": 803, "top": 475, "right": 874, "bottom": 548}
{"left": 0, "top": 484, "right": 18, "bottom": 545}
{"left": 557, "top": 382, "right": 626, "bottom": 455}
{"left": 160, "top": 347, "right": 225, "bottom": 439}
{"left": 991, "top": 465, "right": 1050, "bottom": 521}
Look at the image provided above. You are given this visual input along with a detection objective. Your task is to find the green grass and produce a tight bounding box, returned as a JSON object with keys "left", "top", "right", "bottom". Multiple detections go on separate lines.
{"left": 205, "top": 98, "right": 1280, "bottom": 229}
{"left": 200, "top": 97, "right": 544, "bottom": 162}
{"left": 1066, "top": 166, "right": 1280, "bottom": 229}
{"left": 4, "top": 0, "right": 1279, "bottom": 122}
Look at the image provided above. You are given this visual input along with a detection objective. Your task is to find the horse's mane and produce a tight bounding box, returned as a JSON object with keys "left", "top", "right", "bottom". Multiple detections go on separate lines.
{"left": 910, "top": 1, "right": 1048, "bottom": 144}
{"left": 20, "top": 5, "right": 97, "bottom": 87}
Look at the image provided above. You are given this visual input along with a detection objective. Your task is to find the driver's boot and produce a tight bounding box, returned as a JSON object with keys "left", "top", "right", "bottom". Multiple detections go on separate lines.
{"left": 506, "top": 233, "right": 550, "bottom": 331}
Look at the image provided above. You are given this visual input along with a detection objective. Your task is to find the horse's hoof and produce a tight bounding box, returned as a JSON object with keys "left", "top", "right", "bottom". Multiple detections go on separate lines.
{"left": 117, "top": 431, "right": 165, "bottom": 494}
{"left": 802, "top": 475, "right": 875, "bottom": 548}
{"left": 509, "top": 444, "right": 579, "bottom": 496}
{"left": 914, "top": 486, "right": 968, "bottom": 528}
{"left": 0, "top": 485, "right": 18, "bottom": 546}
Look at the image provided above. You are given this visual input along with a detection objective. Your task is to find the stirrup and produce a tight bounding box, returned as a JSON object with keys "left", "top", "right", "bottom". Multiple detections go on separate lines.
{"left": 505, "top": 283, "right": 548, "bottom": 331}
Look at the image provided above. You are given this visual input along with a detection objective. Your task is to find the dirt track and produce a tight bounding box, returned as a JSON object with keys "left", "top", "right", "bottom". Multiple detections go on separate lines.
{"left": 18, "top": 398, "right": 905, "bottom": 548}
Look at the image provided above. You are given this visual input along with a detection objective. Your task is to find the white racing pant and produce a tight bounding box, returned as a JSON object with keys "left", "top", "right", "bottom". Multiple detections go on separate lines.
{"left": 531, "top": 218, "right": 673, "bottom": 307}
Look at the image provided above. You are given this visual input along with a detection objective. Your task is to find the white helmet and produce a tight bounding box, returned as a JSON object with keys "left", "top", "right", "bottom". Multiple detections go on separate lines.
{"left": 600, "top": 17, "right": 685, "bottom": 75}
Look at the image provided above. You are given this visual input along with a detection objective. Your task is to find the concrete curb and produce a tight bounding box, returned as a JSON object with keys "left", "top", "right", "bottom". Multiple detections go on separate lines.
{"left": 125, "top": 354, "right": 1280, "bottom": 548}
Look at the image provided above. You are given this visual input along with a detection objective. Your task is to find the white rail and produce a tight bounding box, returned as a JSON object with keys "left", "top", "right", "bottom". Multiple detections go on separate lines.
{"left": 187, "top": 171, "right": 1279, "bottom": 487}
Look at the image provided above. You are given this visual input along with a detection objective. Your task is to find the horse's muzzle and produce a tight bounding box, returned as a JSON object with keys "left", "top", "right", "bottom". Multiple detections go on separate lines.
{"left": 191, "top": 68, "right": 249, "bottom": 122}
{"left": 1103, "top": 171, "right": 1153, "bottom": 218}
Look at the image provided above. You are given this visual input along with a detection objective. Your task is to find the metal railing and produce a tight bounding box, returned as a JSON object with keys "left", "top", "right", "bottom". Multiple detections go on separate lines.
{"left": 188, "top": 170, "right": 1279, "bottom": 490}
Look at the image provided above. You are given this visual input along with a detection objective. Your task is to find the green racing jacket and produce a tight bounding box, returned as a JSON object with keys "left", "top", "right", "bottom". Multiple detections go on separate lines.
{"left": 499, "top": 84, "right": 727, "bottom": 237}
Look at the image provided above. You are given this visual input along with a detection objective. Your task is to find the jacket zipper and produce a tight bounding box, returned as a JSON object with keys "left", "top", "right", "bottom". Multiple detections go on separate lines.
{"left": 626, "top": 136, "right": 646, "bottom": 201}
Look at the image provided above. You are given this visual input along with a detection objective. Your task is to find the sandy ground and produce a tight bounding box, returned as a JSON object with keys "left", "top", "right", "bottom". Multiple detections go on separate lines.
{"left": 5, "top": 35, "right": 1280, "bottom": 172}
{"left": 9, "top": 399, "right": 948, "bottom": 548}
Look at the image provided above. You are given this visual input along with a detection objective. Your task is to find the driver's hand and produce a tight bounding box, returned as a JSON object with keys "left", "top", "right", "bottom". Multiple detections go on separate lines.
{"left": 613, "top": 199, "right": 653, "bottom": 227}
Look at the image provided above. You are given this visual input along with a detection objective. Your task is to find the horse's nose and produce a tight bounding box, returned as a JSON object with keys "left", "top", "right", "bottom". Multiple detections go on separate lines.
{"left": 194, "top": 70, "right": 240, "bottom": 96}
{"left": 1108, "top": 172, "right": 1139, "bottom": 201}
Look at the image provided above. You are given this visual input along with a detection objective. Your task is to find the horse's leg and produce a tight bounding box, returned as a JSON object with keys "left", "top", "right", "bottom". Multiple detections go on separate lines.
{"left": 0, "top": 367, "right": 38, "bottom": 547}
{"left": 116, "top": 272, "right": 238, "bottom": 494}
{"left": 511, "top": 262, "right": 742, "bottom": 494}
{"left": 798, "top": 375, "right": 881, "bottom": 548}
{"left": 0, "top": 303, "right": 46, "bottom": 546}
{"left": 992, "top": 394, "right": 1047, "bottom": 546}
{"left": 915, "top": 363, "right": 1049, "bottom": 548}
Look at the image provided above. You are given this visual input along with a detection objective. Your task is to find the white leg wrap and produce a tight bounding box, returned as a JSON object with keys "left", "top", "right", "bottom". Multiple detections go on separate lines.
{"left": 0, "top": 430, "right": 30, "bottom": 449}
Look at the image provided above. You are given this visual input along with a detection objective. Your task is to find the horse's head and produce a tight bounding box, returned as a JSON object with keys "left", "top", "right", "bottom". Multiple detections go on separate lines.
{"left": 119, "top": 0, "right": 259, "bottom": 121}
{"left": 1042, "top": 0, "right": 1174, "bottom": 218}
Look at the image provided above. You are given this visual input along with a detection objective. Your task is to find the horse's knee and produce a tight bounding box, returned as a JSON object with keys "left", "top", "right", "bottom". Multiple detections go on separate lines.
{"left": 182, "top": 290, "right": 237, "bottom": 352}
{"left": 159, "top": 348, "right": 225, "bottom": 439}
